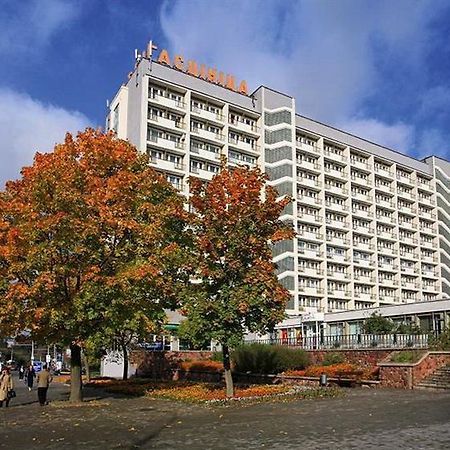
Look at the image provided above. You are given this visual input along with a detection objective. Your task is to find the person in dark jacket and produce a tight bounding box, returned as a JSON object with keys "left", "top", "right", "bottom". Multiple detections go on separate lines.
{"left": 25, "top": 364, "right": 36, "bottom": 391}
{"left": 37, "top": 364, "right": 53, "bottom": 406}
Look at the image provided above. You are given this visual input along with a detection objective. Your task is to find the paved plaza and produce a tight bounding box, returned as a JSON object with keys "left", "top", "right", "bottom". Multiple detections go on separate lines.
{"left": 0, "top": 375, "right": 449, "bottom": 449}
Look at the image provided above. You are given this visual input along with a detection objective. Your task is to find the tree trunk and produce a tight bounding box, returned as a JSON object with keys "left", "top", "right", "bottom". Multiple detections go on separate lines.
{"left": 222, "top": 344, "right": 234, "bottom": 397}
{"left": 69, "top": 343, "right": 82, "bottom": 403}
{"left": 82, "top": 349, "right": 91, "bottom": 383}
{"left": 122, "top": 343, "right": 128, "bottom": 381}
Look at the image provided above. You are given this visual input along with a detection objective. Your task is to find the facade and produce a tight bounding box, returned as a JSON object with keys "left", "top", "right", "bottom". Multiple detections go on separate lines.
{"left": 107, "top": 43, "right": 450, "bottom": 333}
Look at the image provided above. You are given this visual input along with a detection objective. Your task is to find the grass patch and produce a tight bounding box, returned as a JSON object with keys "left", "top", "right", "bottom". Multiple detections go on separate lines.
{"left": 389, "top": 351, "right": 424, "bottom": 364}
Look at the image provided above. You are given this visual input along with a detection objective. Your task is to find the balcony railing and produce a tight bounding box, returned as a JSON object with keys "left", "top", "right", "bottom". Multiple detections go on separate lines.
{"left": 245, "top": 333, "right": 434, "bottom": 350}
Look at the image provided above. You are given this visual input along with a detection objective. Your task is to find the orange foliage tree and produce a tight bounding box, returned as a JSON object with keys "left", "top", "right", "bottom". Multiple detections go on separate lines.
{"left": 181, "top": 164, "right": 294, "bottom": 397}
{"left": 0, "top": 129, "right": 191, "bottom": 401}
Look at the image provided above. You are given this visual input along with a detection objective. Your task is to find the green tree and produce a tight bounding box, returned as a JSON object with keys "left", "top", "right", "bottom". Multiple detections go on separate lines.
{"left": 362, "top": 313, "right": 395, "bottom": 334}
{"left": 0, "top": 129, "right": 190, "bottom": 401}
{"left": 181, "top": 164, "right": 294, "bottom": 397}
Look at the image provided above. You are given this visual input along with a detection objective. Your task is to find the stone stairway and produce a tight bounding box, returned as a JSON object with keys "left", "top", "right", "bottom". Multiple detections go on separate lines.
{"left": 416, "top": 365, "right": 450, "bottom": 390}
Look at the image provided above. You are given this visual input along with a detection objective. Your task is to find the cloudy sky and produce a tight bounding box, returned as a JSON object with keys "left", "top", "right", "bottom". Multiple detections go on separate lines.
{"left": 1, "top": 0, "right": 450, "bottom": 186}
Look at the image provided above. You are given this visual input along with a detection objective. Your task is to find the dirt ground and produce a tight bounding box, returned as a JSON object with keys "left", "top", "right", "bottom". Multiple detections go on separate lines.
{"left": 1, "top": 375, "right": 449, "bottom": 449}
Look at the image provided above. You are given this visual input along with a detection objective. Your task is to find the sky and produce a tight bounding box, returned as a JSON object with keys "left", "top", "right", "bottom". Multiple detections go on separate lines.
{"left": 1, "top": 0, "right": 450, "bottom": 186}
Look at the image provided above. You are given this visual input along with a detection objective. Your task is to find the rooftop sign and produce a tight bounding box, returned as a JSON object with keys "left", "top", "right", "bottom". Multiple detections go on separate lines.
{"left": 145, "top": 44, "right": 249, "bottom": 96}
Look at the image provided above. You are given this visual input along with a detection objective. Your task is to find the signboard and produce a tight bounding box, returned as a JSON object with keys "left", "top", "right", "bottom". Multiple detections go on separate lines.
{"left": 32, "top": 361, "right": 43, "bottom": 373}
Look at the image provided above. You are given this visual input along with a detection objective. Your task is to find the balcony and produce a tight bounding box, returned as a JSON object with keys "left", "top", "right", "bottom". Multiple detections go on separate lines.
{"left": 297, "top": 176, "right": 322, "bottom": 189}
{"left": 421, "top": 253, "right": 438, "bottom": 264}
{"left": 419, "top": 209, "right": 436, "bottom": 220}
{"left": 378, "top": 278, "right": 397, "bottom": 288}
{"left": 298, "top": 211, "right": 322, "bottom": 224}
{"left": 298, "top": 266, "right": 323, "bottom": 277}
{"left": 399, "top": 220, "right": 417, "bottom": 230}
{"left": 352, "top": 224, "right": 373, "bottom": 235}
{"left": 298, "top": 194, "right": 322, "bottom": 207}
{"left": 328, "top": 288, "right": 352, "bottom": 298}
{"left": 353, "top": 240, "right": 374, "bottom": 252}
{"left": 150, "top": 157, "right": 184, "bottom": 173}
{"left": 352, "top": 208, "right": 373, "bottom": 219}
{"left": 351, "top": 191, "right": 372, "bottom": 203}
{"left": 191, "top": 105, "right": 224, "bottom": 124}
{"left": 298, "top": 247, "right": 323, "bottom": 259}
{"left": 418, "top": 194, "right": 435, "bottom": 206}
{"left": 298, "top": 159, "right": 321, "bottom": 172}
{"left": 149, "top": 92, "right": 185, "bottom": 112}
{"left": 229, "top": 136, "right": 259, "bottom": 153}
{"left": 377, "top": 229, "right": 397, "bottom": 240}
{"left": 398, "top": 204, "right": 416, "bottom": 216}
{"left": 148, "top": 114, "right": 186, "bottom": 131}
{"left": 401, "top": 279, "right": 420, "bottom": 289}
{"left": 296, "top": 140, "right": 320, "bottom": 154}
{"left": 376, "top": 214, "right": 396, "bottom": 225}
{"left": 396, "top": 173, "right": 414, "bottom": 185}
{"left": 377, "top": 246, "right": 397, "bottom": 257}
{"left": 420, "top": 239, "right": 436, "bottom": 249}
{"left": 354, "top": 292, "right": 376, "bottom": 302}
{"left": 326, "top": 253, "right": 351, "bottom": 264}
{"left": 190, "top": 166, "right": 217, "bottom": 181}
{"left": 326, "top": 201, "right": 349, "bottom": 213}
{"left": 354, "top": 273, "right": 375, "bottom": 284}
{"left": 400, "top": 265, "right": 416, "bottom": 275}
{"left": 397, "top": 189, "right": 416, "bottom": 202}
{"left": 375, "top": 197, "right": 395, "bottom": 209}
{"left": 375, "top": 183, "right": 395, "bottom": 193}
{"left": 298, "top": 286, "right": 324, "bottom": 296}
{"left": 422, "top": 283, "right": 438, "bottom": 292}
{"left": 326, "top": 235, "right": 350, "bottom": 247}
{"left": 350, "top": 158, "right": 371, "bottom": 171}
{"left": 324, "top": 150, "right": 348, "bottom": 163}
{"left": 192, "top": 126, "right": 225, "bottom": 143}
{"left": 399, "top": 251, "right": 418, "bottom": 261}
{"left": 374, "top": 166, "right": 393, "bottom": 178}
{"left": 327, "top": 270, "right": 351, "bottom": 281}
{"left": 417, "top": 179, "right": 433, "bottom": 191}
{"left": 378, "top": 262, "right": 398, "bottom": 272}
{"left": 147, "top": 134, "right": 185, "bottom": 152}
{"left": 298, "top": 229, "right": 322, "bottom": 241}
{"left": 419, "top": 224, "right": 436, "bottom": 235}
{"left": 399, "top": 235, "right": 418, "bottom": 246}
{"left": 326, "top": 217, "right": 349, "bottom": 229}
{"left": 351, "top": 175, "right": 371, "bottom": 186}
{"left": 190, "top": 145, "right": 221, "bottom": 161}
{"left": 325, "top": 166, "right": 347, "bottom": 179}
{"left": 421, "top": 268, "right": 438, "bottom": 278}
{"left": 353, "top": 257, "right": 375, "bottom": 268}
{"left": 228, "top": 117, "right": 259, "bottom": 136}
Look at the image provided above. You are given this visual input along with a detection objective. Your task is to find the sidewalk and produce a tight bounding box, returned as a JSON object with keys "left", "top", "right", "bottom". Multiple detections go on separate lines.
{"left": 1, "top": 381, "right": 449, "bottom": 449}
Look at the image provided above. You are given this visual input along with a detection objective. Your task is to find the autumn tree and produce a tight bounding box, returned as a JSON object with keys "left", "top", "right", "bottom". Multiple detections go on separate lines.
{"left": 0, "top": 129, "right": 191, "bottom": 401}
{"left": 182, "top": 164, "right": 294, "bottom": 397}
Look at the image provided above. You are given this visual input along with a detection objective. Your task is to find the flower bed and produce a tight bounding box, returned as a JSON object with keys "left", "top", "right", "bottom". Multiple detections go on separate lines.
{"left": 284, "top": 363, "right": 378, "bottom": 380}
{"left": 179, "top": 360, "right": 224, "bottom": 372}
{"left": 88, "top": 378, "right": 341, "bottom": 403}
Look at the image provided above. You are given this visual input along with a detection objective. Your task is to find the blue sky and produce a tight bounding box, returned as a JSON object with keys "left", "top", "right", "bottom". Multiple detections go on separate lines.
{"left": 1, "top": 0, "right": 450, "bottom": 185}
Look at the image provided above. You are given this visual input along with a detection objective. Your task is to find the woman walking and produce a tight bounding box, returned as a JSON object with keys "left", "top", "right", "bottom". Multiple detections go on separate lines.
{"left": 0, "top": 367, "right": 14, "bottom": 407}
{"left": 25, "top": 364, "right": 36, "bottom": 391}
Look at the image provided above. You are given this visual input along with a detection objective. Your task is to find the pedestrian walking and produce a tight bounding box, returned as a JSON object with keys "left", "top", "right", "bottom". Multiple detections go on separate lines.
{"left": 18, "top": 365, "right": 24, "bottom": 380}
{"left": 25, "top": 364, "right": 36, "bottom": 391}
{"left": 37, "top": 364, "right": 53, "bottom": 406}
{"left": 0, "top": 367, "right": 14, "bottom": 408}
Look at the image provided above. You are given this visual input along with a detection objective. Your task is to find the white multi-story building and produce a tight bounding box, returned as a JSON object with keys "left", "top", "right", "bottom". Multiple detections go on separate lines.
{"left": 107, "top": 42, "right": 450, "bottom": 331}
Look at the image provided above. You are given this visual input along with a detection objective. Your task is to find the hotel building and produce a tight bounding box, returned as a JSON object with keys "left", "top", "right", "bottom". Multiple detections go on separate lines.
{"left": 106, "top": 43, "right": 450, "bottom": 333}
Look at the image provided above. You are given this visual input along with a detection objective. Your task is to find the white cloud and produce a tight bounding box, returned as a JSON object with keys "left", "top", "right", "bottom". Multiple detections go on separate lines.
{"left": 160, "top": 0, "right": 448, "bottom": 155}
{"left": 339, "top": 118, "right": 414, "bottom": 154}
{"left": 0, "top": 0, "right": 79, "bottom": 55}
{"left": 0, "top": 88, "right": 90, "bottom": 187}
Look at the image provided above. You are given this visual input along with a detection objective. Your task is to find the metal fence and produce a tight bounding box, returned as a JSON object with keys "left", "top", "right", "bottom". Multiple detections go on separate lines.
{"left": 244, "top": 332, "right": 435, "bottom": 350}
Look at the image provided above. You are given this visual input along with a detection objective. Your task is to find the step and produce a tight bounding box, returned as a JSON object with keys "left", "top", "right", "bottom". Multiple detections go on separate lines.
{"left": 416, "top": 383, "right": 450, "bottom": 389}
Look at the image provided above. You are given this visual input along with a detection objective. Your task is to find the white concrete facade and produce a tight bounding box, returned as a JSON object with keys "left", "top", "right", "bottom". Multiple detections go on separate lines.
{"left": 107, "top": 46, "right": 450, "bottom": 328}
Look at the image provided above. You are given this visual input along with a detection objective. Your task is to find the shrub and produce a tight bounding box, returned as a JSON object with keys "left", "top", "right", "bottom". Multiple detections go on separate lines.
{"left": 180, "top": 360, "right": 223, "bottom": 372}
{"left": 389, "top": 351, "right": 423, "bottom": 364}
{"left": 322, "top": 352, "right": 344, "bottom": 366}
{"left": 429, "top": 328, "right": 450, "bottom": 350}
{"left": 363, "top": 313, "right": 395, "bottom": 334}
{"left": 272, "top": 346, "right": 309, "bottom": 372}
{"left": 232, "top": 344, "right": 309, "bottom": 374}
{"left": 232, "top": 344, "right": 279, "bottom": 374}
{"left": 210, "top": 351, "right": 223, "bottom": 362}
